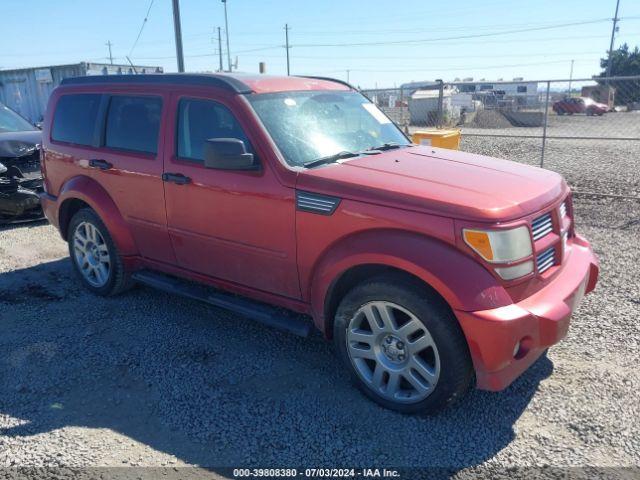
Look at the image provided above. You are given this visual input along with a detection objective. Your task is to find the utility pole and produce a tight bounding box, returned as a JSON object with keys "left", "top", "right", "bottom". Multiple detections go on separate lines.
{"left": 222, "top": 0, "right": 231, "bottom": 72}
{"left": 217, "top": 27, "right": 224, "bottom": 72}
{"left": 105, "top": 41, "right": 114, "bottom": 65}
{"left": 606, "top": 0, "right": 621, "bottom": 80}
{"left": 346, "top": 69, "right": 350, "bottom": 83}
{"left": 284, "top": 24, "right": 291, "bottom": 76}
{"left": 172, "top": 0, "right": 185, "bottom": 72}
{"left": 568, "top": 59, "right": 574, "bottom": 94}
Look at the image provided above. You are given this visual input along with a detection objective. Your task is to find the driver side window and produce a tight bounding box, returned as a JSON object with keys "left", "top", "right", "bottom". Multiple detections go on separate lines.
{"left": 177, "top": 98, "right": 255, "bottom": 162}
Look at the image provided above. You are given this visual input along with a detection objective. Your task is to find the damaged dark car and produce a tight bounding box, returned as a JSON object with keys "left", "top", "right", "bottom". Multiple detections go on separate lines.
{"left": 0, "top": 102, "right": 43, "bottom": 223}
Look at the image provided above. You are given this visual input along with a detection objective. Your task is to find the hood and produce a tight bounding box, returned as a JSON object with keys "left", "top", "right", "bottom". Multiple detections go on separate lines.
{"left": 297, "top": 146, "right": 566, "bottom": 222}
{"left": 0, "top": 130, "right": 42, "bottom": 158}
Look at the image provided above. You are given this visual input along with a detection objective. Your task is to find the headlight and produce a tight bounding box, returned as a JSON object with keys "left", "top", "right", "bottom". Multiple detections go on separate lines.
{"left": 463, "top": 226, "right": 532, "bottom": 263}
{"left": 0, "top": 139, "right": 37, "bottom": 158}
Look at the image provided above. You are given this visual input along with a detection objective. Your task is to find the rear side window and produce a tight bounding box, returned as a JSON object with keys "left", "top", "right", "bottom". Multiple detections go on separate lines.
{"left": 105, "top": 96, "right": 162, "bottom": 154}
{"left": 177, "top": 98, "right": 254, "bottom": 162}
{"left": 52, "top": 94, "right": 102, "bottom": 146}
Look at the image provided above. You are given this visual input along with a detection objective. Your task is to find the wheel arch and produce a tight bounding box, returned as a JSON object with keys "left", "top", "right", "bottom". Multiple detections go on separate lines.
{"left": 308, "top": 229, "right": 511, "bottom": 338}
{"left": 57, "top": 175, "right": 138, "bottom": 256}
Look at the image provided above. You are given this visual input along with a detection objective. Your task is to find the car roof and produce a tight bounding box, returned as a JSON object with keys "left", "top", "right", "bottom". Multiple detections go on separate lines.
{"left": 60, "top": 73, "right": 353, "bottom": 95}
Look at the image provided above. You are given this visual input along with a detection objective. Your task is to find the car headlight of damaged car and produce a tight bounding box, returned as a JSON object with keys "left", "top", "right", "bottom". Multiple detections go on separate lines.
{"left": 463, "top": 226, "right": 533, "bottom": 279}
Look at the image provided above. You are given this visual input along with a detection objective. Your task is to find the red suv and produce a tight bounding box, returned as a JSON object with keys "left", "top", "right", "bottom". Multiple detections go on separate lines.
{"left": 553, "top": 97, "right": 608, "bottom": 116}
{"left": 40, "top": 74, "right": 598, "bottom": 413}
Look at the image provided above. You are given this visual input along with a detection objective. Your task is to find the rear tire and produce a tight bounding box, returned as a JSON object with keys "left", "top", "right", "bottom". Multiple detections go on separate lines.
{"left": 334, "top": 274, "right": 474, "bottom": 414}
{"left": 67, "top": 208, "right": 132, "bottom": 296}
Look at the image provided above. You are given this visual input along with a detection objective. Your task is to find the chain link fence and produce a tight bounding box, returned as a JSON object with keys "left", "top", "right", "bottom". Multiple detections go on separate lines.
{"left": 361, "top": 76, "right": 640, "bottom": 198}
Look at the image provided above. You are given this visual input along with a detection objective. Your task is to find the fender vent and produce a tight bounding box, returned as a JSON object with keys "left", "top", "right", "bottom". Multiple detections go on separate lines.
{"left": 296, "top": 191, "right": 340, "bottom": 215}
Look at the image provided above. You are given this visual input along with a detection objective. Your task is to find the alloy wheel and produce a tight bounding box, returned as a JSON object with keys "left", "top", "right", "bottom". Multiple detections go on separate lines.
{"left": 72, "top": 221, "right": 111, "bottom": 287}
{"left": 346, "top": 301, "right": 440, "bottom": 404}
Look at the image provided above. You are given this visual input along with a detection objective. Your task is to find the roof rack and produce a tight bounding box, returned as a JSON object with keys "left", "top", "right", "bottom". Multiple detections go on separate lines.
{"left": 60, "top": 73, "right": 253, "bottom": 94}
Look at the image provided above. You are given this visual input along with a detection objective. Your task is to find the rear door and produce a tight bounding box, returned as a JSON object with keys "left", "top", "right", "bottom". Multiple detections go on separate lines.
{"left": 161, "top": 90, "right": 300, "bottom": 299}
{"left": 48, "top": 89, "right": 174, "bottom": 263}
{"left": 95, "top": 89, "right": 175, "bottom": 263}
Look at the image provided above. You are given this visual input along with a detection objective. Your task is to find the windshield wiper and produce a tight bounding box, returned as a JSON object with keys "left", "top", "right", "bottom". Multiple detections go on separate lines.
{"left": 304, "top": 151, "right": 359, "bottom": 168}
{"left": 304, "top": 144, "right": 408, "bottom": 168}
{"left": 366, "top": 142, "right": 406, "bottom": 152}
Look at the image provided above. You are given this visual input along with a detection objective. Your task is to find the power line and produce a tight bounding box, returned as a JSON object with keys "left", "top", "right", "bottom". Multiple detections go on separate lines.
{"left": 225, "top": 50, "right": 605, "bottom": 62}
{"left": 119, "top": 14, "right": 640, "bottom": 50}
{"left": 114, "top": 44, "right": 282, "bottom": 62}
{"left": 291, "top": 17, "right": 631, "bottom": 48}
{"left": 129, "top": 0, "right": 155, "bottom": 58}
{"left": 288, "top": 16, "right": 640, "bottom": 36}
{"left": 316, "top": 59, "right": 598, "bottom": 74}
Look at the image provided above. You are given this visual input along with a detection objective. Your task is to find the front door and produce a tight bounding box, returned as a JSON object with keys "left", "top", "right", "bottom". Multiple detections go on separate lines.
{"left": 162, "top": 93, "right": 300, "bottom": 299}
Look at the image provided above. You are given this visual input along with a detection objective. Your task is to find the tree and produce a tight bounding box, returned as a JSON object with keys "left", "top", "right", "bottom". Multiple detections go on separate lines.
{"left": 598, "top": 43, "right": 640, "bottom": 105}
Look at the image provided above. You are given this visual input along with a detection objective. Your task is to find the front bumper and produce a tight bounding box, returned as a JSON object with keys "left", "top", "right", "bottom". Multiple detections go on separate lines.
{"left": 455, "top": 234, "right": 599, "bottom": 391}
{"left": 0, "top": 180, "right": 43, "bottom": 223}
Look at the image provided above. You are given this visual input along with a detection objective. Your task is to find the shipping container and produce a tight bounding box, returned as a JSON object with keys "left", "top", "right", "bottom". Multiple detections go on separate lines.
{"left": 0, "top": 62, "right": 163, "bottom": 123}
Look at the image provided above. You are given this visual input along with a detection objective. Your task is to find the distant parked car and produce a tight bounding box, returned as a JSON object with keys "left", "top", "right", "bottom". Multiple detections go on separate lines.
{"left": 553, "top": 97, "right": 608, "bottom": 116}
{"left": 0, "top": 102, "right": 43, "bottom": 223}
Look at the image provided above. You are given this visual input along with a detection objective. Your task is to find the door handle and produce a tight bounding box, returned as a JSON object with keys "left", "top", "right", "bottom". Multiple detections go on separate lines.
{"left": 162, "top": 172, "right": 191, "bottom": 185}
{"left": 89, "top": 159, "right": 112, "bottom": 170}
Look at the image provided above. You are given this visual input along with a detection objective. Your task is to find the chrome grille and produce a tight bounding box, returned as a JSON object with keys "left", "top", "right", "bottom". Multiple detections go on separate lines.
{"left": 531, "top": 213, "right": 553, "bottom": 241}
{"left": 536, "top": 247, "right": 556, "bottom": 273}
{"left": 559, "top": 201, "right": 567, "bottom": 218}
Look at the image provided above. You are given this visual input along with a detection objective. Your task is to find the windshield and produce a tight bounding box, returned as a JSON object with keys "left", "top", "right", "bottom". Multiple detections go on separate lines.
{"left": 247, "top": 91, "right": 409, "bottom": 167}
{"left": 0, "top": 104, "right": 36, "bottom": 133}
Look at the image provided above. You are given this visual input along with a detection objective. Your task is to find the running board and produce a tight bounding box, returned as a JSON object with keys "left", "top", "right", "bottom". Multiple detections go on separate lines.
{"left": 131, "top": 270, "right": 312, "bottom": 337}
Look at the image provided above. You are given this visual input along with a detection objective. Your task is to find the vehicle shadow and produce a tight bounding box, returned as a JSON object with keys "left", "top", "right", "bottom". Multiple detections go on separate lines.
{"left": 0, "top": 258, "right": 553, "bottom": 474}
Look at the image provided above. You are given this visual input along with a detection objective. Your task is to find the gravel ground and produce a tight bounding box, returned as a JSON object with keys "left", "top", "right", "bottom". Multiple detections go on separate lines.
{"left": 1, "top": 139, "right": 639, "bottom": 478}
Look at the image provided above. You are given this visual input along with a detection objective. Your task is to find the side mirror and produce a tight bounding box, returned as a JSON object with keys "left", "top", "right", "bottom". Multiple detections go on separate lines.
{"left": 203, "top": 138, "right": 258, "bottom": 170}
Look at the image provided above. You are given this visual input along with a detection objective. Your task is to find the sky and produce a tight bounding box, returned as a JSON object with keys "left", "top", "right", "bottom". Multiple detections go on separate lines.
{"left": 2, "top": 0, "right": 639, "bottom": 88}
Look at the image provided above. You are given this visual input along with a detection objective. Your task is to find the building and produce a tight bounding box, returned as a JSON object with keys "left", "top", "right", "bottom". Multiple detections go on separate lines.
{"left": 409, "top": 88, "right": 458, "bottom": 125}
{"left": 451, "top": 78, "right": 539, "bottom": 108}
{"left": 0, "top": 62, "right": 163, "bottom": 123}
{"left": 400, "top": 78, "right": 540, "bottom": 109}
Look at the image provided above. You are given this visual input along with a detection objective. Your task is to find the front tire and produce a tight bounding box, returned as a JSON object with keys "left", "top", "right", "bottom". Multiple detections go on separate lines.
{"left": 68, "top": 208, "right": 132, "bottom": 296}
{"left": 334, "top": 275, "right": 474, "bottom": 414}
